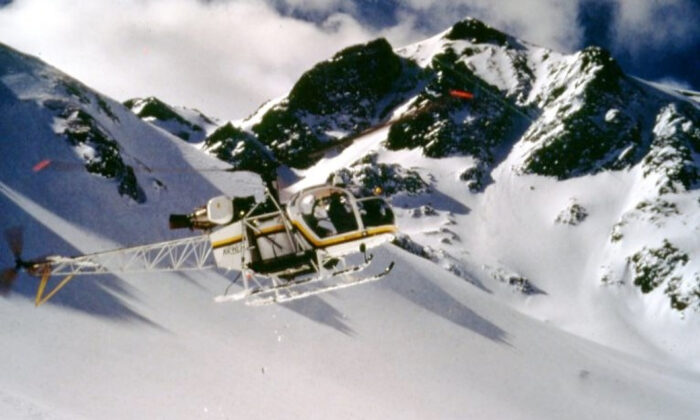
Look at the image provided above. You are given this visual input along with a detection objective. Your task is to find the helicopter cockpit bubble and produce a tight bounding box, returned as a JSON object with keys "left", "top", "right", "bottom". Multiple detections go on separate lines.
{"left": 294, "top": 187, "right": 360, "bottom": 239}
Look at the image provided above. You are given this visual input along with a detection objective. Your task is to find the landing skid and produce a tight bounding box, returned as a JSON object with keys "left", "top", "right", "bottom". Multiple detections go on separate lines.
{"left": 248, "top": 261, "right": 394, "bottom": 305}
{"left": 214, "top": 256, "right": 394, "bottom": 305}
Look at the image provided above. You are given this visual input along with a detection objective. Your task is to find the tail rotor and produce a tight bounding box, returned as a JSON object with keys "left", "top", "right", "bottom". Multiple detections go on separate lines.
{"left": 1, "top": 227, "right": 25, "bottom": 295}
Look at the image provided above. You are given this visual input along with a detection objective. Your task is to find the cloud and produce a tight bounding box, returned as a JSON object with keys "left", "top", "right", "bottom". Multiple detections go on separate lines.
{"left": 0, "top": 0, "right": 416, "bottom": 120}
{"left": 381, "top": 0, "right": 582, "bottom": 51}
{"left": 654, "top": 77, "right": 692, "bottom": 91}
{"left": 610, "top": 0, "right": 699, "bottom": 53}
{"left": 394, "top": 1, "right": 698, "bottom": 61}
{"left": 371, "top": 0, "right": 698, "bottom": 87}
{"left": 0, "top": 0, "right": 696, "bottom": 123}
{"left": 273, "top": 0, "right": 355, "bottom": 14}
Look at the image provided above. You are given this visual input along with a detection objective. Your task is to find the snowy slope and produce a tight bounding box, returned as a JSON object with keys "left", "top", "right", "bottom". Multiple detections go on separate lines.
{"left": 2, "top": 246, "right": 700, "bottom": 420}
{"left": 2, "top": 25, "right": 700, "bottom": 420}
{"left": 0, "top": 41, "right": 263, "bottom": 309}
{"left": 284, "top": 117, "right": 700, "bottom": 370}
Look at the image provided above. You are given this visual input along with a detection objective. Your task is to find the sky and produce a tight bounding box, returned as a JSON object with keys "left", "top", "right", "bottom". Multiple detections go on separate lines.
{"left": 0, "top": 0, "right": 697, "bottom": 121}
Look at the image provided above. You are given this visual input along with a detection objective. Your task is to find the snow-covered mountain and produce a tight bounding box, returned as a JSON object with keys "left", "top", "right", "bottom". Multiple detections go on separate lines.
{"left": 2, "top": 17, "right": 700, "bottom": 419}
{"left": 382, "top": 20, "right": 700, "bottom": 327}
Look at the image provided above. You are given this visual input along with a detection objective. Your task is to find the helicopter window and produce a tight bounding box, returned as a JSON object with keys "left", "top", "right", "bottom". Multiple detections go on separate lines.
{"left": 327, "top": 193, "right": 358, "bottom": 234}
{"left": 299, "top": 194, "right": 315, "bottom": 214}
{"left": 299, "top": 191, "right": 359, "bottom": 238}
{"left": 299, "top": 193, "right": 334, "bottom": 238}
{"left": 357, "top": 197, "right": 394, "bottom": 228}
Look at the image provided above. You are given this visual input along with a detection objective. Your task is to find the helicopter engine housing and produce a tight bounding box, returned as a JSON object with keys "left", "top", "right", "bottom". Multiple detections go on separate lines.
{"left": 169, "top": 195, "right": 234, "bottom": 230}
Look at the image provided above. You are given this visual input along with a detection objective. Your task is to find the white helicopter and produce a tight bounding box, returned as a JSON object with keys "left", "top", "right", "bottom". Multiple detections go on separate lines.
{"left": 1, "top": 182, "right": 397, "bottom": 306}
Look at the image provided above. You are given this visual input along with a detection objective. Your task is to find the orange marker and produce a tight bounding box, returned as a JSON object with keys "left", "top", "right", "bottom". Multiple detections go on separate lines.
{"left": 449, "top": 89, "right": 474, "bottom": 100}
{"left": 32, "top": 159, "right": 51, "bottom": 172}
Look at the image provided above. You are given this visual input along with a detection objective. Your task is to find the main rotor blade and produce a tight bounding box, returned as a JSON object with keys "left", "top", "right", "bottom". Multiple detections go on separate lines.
{"left": 4, "top": 226, "right": 23, "bottom": 260}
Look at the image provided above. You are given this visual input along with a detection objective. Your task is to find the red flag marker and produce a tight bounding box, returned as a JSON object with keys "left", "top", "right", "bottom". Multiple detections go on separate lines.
{"left": 32, "top": 159, "right": 51, "bottom": 172}
{"left": 449, "top": 89, "right": 474, "bottom": 100}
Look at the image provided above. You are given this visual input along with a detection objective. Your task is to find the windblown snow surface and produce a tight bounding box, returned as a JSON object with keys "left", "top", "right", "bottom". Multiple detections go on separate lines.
{"left": 2, "top": 35, "right": 700, "bottom": 420}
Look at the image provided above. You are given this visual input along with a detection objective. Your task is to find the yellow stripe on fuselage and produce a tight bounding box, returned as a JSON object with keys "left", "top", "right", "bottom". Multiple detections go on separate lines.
{"left": 211, "top": 222, "right": 397, "bottom": 250}
{"left": 211, "top": 235, "right": 243, "bottom": 249}
{"left": 291, "top": 221, "right": 397, "bottom": 248}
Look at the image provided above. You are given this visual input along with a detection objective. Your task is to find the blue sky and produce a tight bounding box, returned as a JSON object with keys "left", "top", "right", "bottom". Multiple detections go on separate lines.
{"left": 0, "top": 0, "right": 697, "bottom": 120}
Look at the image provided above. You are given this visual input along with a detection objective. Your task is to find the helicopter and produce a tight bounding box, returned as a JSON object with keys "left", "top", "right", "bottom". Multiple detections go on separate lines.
{"left": 182, "top": 181, "right": 398, "bottom": 304}
{"left": 1, "top": 181, "right": 397, "bottom": 306}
